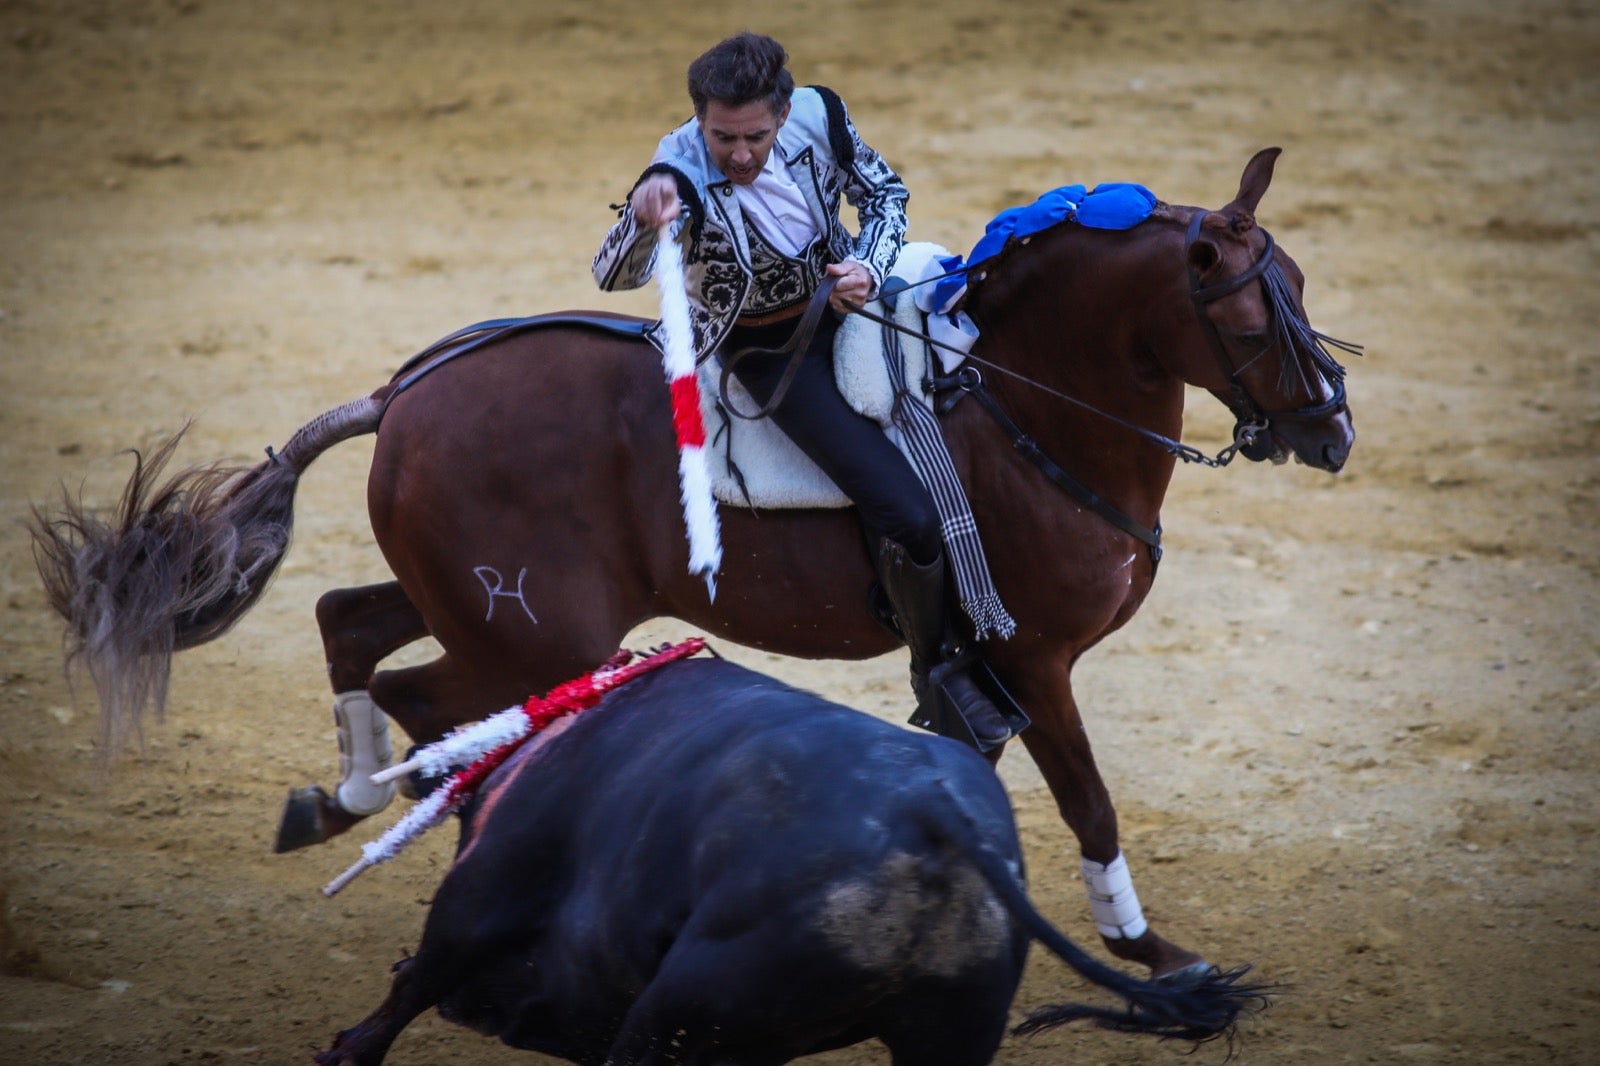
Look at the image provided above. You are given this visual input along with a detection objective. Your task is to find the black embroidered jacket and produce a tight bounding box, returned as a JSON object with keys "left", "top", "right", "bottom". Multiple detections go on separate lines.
{"left": 592, "top": 86, "right": 910, "bottom": 361}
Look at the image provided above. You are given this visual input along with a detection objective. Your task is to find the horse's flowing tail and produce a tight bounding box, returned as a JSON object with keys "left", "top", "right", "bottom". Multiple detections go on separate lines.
{"left": 926, "top": 794, "right": 1269, "bottom": 1046}
{"left": 28, "top": 395, "right": 384, "bottom": 754}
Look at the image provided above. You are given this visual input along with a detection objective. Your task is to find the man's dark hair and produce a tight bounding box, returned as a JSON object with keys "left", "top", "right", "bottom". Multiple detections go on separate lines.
{"left": 686, "top": 32, "right": 795, "bottom": 117}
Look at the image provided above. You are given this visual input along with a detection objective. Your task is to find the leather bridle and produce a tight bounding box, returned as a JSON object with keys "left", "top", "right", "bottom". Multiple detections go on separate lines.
{"left": 1183, "top": 210, "right": 1348, "bottom": 459}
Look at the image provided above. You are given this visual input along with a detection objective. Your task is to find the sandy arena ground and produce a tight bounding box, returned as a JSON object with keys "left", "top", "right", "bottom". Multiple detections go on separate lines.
{"left": 1, "top": 1, "right": 1596, "bottom": 1063}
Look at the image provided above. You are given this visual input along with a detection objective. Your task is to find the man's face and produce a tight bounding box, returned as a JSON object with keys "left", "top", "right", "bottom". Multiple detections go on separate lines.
{"left": 698, "top": 99, "right": 790, "bottom": 184}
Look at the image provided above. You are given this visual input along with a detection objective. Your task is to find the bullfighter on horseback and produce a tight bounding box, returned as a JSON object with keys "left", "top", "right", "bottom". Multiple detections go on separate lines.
{"left": 592, "top": 31, "right": 1020, "bottom": 750}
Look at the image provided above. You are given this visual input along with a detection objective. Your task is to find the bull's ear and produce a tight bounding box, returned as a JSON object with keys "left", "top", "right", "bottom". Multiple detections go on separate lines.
{"left": 1228, "top": 147, "right": 1282, "bottom": 216}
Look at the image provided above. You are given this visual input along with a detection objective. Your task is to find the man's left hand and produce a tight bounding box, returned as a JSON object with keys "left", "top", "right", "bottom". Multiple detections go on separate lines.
{"left": 826, "top": 261, "right": 874, "bottom": 313}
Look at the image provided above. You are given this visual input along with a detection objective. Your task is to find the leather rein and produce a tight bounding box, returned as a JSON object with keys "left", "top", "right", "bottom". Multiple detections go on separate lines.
{"left": 712, "top": 272, "right": 1167, "bottom": 559}
{"left": 714, "top": 276, "right": 840, "bottom": 420}
{"left": 382, "top": 214, "right": 1334, "bottom": 566}
{"left": 808, "top": 213, "right": 1344, "bottom": 561}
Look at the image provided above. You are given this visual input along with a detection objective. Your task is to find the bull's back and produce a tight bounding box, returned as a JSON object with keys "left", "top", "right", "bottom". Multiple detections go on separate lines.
{"left": 460, "top": 658, "right": 1023, "bottom": 983}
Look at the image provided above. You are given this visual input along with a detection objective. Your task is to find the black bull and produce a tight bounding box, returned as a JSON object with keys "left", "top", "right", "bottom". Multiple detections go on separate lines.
{"left": 317, "top": 658, "right": 1261, "bottom": 1065}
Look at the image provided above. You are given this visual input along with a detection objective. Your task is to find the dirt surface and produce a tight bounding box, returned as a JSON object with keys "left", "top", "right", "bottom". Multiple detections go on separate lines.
{"left": 2, "top": 1, "right": 1597, "bottom": 1063}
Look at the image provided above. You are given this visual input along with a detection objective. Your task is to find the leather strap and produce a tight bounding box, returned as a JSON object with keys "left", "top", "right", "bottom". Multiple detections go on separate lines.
{"left": 955, "top": 377, "right": 1162, "bottom": 561}
{"left": 716, "top": 276, "right": 840, "bottom": 421}
{"left": 383, "top": 313, "right": 650, "bottom": 421}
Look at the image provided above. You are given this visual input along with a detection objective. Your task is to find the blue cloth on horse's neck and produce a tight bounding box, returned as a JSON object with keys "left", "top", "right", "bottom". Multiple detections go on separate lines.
{"left": 970, "top": 182, "right": 1157, "bottom": 263}
{"left": 932, "top": 183, "right": 1157, "bottom": 311}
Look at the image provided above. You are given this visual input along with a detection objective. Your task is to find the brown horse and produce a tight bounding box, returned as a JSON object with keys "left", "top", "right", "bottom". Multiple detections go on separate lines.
{"left": 31, "top": 148, "right": 1354, "bottom": 983}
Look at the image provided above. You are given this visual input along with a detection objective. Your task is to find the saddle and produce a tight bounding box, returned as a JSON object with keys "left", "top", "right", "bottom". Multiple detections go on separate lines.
{"left": 703, "top": 243, "right": 1015, "bottom": 642}
{"left": 702, "top": 242, "right": 954, "bottom": 510}
{"left": 383, "top": 247, "right": 953, "bottom": 508}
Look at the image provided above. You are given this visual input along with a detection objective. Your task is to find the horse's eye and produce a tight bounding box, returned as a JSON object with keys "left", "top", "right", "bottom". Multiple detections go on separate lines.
{"left": 1234, "top": 330, "right": 1270, "bottom": 349}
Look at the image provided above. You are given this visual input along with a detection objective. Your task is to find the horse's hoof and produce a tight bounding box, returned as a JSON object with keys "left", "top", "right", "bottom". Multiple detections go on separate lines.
{"left": 274, "top": 785, "right": 329, "bottom": 853}
{"left": 1154, "top": 960, "right": 1217, "bottom": 989}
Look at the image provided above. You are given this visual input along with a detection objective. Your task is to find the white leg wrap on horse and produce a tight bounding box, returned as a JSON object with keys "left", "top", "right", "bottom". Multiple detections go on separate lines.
{"left": 333, "top": 690, "right": 396, "bottom": 817}
{"left": 1081, "top": 851, "right": 1149, "bottom": 940}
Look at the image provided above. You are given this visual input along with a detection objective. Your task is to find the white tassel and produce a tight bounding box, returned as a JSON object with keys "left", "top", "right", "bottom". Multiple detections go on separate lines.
{"left": 371, "top": 704, "right": 530, "bottom": 786}
{"left": 325, "top": 638, "right": 707, "bottom": 899}
{"left": 323, "top": 787, "right": 455, "bottom": 897}
{"left": 676, "top": 442, "right": 720, "bottom": 596}
{"left": 654, "top": 224, "right": 722, "bottom": 599}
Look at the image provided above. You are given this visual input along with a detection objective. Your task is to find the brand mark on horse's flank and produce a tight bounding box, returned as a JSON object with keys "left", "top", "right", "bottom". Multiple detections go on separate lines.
{"left": 473, "top": 566, "right": 538, "bottom": 624}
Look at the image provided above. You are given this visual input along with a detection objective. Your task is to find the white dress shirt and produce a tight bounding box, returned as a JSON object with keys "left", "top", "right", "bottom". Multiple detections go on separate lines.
{"left": 733, "top": 152, "right": 819, "bottom": 258}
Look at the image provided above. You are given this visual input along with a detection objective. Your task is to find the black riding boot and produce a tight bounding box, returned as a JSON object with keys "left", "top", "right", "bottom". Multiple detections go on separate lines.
{"left": 876, "top": 537, "right": 1019, "bottom": 751}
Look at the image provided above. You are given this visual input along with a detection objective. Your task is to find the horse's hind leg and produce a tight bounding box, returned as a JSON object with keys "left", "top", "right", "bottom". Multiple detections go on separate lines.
{"left": 275, "top": 582, "right": 429, "bottom": 853}
{"left": 318, "top": 581, "right": 430, "bottom": 692}
{"left": 365, "top": 649, "right": 538, "bottom": 755}
{"left": 1012, "top": 658, "right": 1210, "bottom": 983}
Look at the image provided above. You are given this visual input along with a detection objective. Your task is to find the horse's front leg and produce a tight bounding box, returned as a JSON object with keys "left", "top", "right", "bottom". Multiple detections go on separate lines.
{"left": 1010, "top": 658, "right": 1211, "bottom": 983}
{"left": 275, "top": 582, "right": 431, "bottom": 853}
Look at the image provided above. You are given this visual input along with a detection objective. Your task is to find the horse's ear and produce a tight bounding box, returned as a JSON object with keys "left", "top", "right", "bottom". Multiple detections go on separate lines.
{"left": 1186, "top": 231, "right": 1223, "bottom": 280}
{"left": 1229, "top": 147, "right": 1282, "bottom": 216}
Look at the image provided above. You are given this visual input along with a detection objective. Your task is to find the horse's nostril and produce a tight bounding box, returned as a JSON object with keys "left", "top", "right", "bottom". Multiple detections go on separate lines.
{"left": 1322, "top": 444, "right": 1347, "bottom": 472}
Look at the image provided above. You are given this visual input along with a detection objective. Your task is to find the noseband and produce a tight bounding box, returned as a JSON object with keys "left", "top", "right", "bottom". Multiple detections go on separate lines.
{"left": 1184, "top": 211, "right": 1348, "bottom": 456}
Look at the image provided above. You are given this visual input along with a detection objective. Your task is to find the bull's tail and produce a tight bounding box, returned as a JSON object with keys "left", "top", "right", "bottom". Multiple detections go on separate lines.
{"left": 28, "top": 394, "right": 385, "bottom": 754}
{"left": 932, "top": 801, "right": 1269, "bottom": 1045}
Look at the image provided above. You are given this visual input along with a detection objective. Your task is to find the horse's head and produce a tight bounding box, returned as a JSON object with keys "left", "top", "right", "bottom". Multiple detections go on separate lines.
{"left": 1179, "top": 148, "right": 1357, "bottom": 471}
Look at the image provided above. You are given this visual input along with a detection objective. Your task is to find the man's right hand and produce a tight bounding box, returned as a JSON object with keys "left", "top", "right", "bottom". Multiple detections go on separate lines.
{"left": 631, "top": 174, "right": 681, "bottom": 230}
